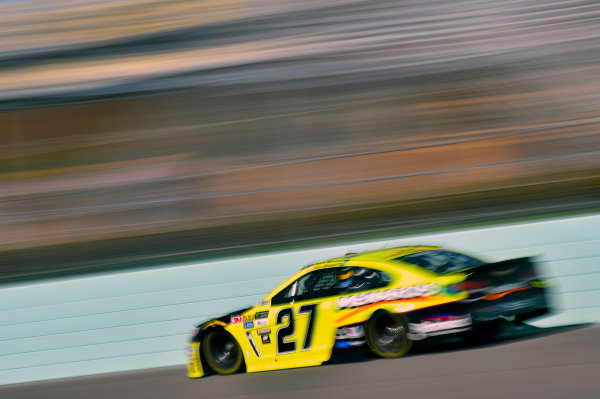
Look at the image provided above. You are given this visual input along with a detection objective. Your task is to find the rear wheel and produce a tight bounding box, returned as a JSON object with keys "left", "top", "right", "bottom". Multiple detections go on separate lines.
{"left": 365, "top": 311, "right": 413, "bottom": 358}
{"left": 202, "top": 329, "right": 243, "bottom": 375}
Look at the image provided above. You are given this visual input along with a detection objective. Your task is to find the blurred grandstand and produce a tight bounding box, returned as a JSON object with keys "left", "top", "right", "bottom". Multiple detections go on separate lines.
{"left": 1, "top": 0, "right": 599, "bottom": 282}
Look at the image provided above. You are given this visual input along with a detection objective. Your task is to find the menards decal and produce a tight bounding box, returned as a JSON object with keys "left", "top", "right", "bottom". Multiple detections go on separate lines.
{"left": 336, "top": 283, "right": 442, "bottom": 309}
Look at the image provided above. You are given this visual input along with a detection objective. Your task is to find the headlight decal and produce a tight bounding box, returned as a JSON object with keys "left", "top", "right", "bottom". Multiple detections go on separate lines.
{"left": 246, "top": 331, "right": 261, "bottom": 357}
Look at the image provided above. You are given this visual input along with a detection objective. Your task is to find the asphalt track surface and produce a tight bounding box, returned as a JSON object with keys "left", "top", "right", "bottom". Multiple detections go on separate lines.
{"left": 2, "top": 324, "right": 598, "bottom": 399}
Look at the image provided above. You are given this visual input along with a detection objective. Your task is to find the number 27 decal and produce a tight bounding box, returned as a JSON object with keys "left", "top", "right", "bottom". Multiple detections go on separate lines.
{"left": 276, "top": 304, "right": 317, "bottom": 354}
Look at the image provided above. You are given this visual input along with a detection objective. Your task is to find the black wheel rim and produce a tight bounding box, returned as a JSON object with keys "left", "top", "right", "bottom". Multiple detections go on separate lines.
{"left": 372, "top": 313, "right": 408, "bottom": 354}
{"left": 209, "top": 331, "right": 239, "bottom": 370}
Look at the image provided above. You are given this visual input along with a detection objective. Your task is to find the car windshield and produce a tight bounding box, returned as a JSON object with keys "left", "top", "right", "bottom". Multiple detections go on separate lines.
{"left": 396, "top": 250, "right": 483, "bottom": 274}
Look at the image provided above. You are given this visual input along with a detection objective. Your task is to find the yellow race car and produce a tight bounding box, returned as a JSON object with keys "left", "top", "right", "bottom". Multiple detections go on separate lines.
{"left": 186, "top": 246, "right": 549, "bottom": 377}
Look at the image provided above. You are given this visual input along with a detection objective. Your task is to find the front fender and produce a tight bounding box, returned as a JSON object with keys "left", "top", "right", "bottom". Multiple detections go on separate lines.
{"left": 187, "top": 321, "right": 248, "bottom": 378}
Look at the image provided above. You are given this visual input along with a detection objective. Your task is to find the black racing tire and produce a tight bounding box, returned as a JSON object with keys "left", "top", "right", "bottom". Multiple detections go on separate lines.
{"left": 365, "top": 311, "right": 413, "bottom": 358}
{"left": 201, "top": 329, "right": 243, "bottom": 375}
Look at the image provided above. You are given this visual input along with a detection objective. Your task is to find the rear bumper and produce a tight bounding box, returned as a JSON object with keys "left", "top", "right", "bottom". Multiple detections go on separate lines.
{"left": 468, "top": 287, "right": 549, "bottom": 323}
{"left": 407, "top": 286, "right": 549, "bottom": 340}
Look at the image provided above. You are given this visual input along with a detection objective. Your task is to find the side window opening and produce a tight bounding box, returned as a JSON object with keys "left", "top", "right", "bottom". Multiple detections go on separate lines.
{"left": 335, "top": 267, "right": 391, "bottom": 295}
{"left": 295, "top": 269, "right": 338, "bottom": 301}
{"left": 271, "top": 281, "right": 297, "bottom": 306}
{"left": 271, "top": 267, "right": 392, "bottom": 305}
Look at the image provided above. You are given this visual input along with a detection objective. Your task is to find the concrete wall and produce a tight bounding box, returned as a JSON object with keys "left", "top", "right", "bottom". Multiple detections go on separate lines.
{"left": 1, "top": 213, "right": 598, "bottom": 385}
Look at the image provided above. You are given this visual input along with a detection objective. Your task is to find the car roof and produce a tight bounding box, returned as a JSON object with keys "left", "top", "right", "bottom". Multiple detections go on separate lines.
{"left": 306, "top": 245, "right": 439, "bottom": 269}
{"left": 269, "top": 245, "right": 441, "bottom": 301}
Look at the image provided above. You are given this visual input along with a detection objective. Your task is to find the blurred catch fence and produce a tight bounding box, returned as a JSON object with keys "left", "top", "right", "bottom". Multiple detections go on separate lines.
{"left": 0, "top": 213, "right": 598, "bottom": 386}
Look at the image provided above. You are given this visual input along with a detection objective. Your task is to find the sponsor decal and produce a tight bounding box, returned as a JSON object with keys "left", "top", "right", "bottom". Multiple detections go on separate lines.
{"left": 257, "top": 328, "right": 271, "bottom": 335}
{"left": 243, "top": 314, "right": 254, "bottom": 322}
{"left": 336, "top": 283, "right": 442, "bottom": 309}
{"left": 186, "top": 344, "right": 194, "bottom": 361}
{"left": 261, "top": 334, "right": 271, "bottom": 344}
{"left": 255, "top": 310, "right": 269, "bottom": 327}
{"left": 259, "top": 300, "right": 270, "bottom": 306}
{"left": 421, "top": 314, "right": 466, "bottom": 322}
{"left": 244, "top": 320, "right": 254, "bottom": 329}
{"left": 255, "top": 311, "right": 269, "bottom": 319}
{"left": 230, "top": 315, "right": 243, "bottom": 324}
{"left": 335, "top": 340, "right": 366, "bottom": 348}
{"left": 336, "top": 325, "right": 364, "bottom": 339}
{"left": 410, "top": 314, "right": 472, "bottom": 334}
{"left": 256, "top": 318, "right": 268, "bottom": 327}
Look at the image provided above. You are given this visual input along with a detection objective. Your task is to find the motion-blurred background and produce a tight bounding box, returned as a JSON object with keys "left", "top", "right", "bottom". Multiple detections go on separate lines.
{"left": 1, "top": 0, "right": 599, "bottom": 282}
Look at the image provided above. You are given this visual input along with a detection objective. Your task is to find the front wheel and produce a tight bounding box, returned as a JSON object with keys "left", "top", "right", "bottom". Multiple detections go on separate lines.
{"left": 202, "top": 329, "right": 243, "bottom": 375}
{"left": 365, "top": 311, "right": 413, "bottom": 358}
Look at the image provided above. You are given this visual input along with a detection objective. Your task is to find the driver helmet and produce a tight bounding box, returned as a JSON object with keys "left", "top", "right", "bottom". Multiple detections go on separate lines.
{"left": 337, "top": 267, "right": 354, "bottom": 288}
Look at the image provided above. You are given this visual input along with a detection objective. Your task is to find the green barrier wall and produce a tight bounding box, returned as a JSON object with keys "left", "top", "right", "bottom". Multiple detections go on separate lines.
{"left": 1, "top": 213, "right": 598, "bottom": 385}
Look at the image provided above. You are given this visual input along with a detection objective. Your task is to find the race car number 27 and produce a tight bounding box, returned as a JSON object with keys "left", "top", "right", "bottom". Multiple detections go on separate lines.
{"left": 276, "top": 304, "right": 317, "bottom": 354}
